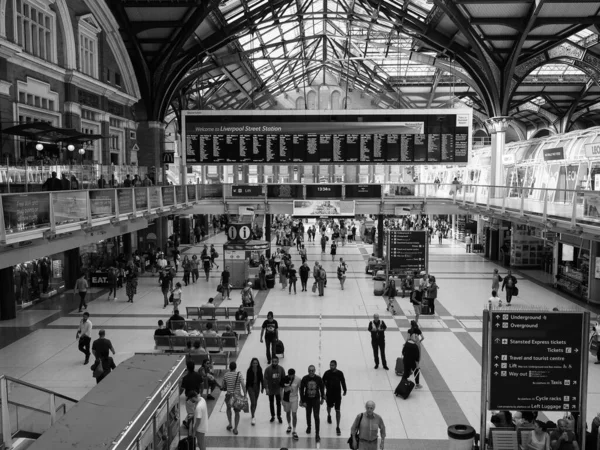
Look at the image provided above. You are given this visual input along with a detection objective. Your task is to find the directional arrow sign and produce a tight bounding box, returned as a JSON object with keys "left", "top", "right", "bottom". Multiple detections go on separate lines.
{"left": 495, "top": 323, "right": 500, "bottom": 327}
{"left": 494, "top": 372, "right": 498, "bottom": 376}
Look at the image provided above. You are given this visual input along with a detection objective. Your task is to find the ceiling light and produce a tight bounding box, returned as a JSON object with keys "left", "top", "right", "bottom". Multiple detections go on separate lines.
{"left": 35, "top": 143, "right": 44, "bottom": 151}
{"left": 67, "top": 144, "right": 75, "bottom": 151}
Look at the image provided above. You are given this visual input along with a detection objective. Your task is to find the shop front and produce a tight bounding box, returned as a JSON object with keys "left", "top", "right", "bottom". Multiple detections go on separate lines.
{"left": 556, "top": 235, "right": 590, "bottom": 301}
{"left": 80, "top": 237, "right": 125, "bottom": 287}
{"left": 13, "top": 253, "right": 67, "bottom": 309}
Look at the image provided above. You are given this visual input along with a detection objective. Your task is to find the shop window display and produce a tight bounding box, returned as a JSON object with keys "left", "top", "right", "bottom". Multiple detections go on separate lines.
{"left": 14, "top": 254, "right": 65, "bottom": 308}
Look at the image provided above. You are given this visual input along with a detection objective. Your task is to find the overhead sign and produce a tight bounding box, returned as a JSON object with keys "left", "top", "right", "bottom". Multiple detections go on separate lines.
{"left": 345, "top": 185, "right": 382, "bottom": 198}
{"left": 489, "top": 312, "right": 586, "bottom": 411}
{"left": 227, "top": 223, "right": 252, "bottom": 242}
{"left": 183, "top": 109, "right": 472, "bottom": 164}
{"left": 306, "top": 184, "right": 342, "bottom": 199}
{"left": 232, "top": 185, "right": 264, "bottom": 197}
{"left": 388, "top": 230, "right": 428, "bottom": 274}
{"left": 543, "top": 147, "right": 564, "bottom": 161}
{"left": 584, "top": 142, "right": 600, "bottom": 158}
{"left": 162, "top": 153, "right": 174, "bottom": 163}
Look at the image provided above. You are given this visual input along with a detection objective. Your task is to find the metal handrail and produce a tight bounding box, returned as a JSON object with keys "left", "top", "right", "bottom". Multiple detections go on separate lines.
{"left": 0, "top": 376, "right": 77, "bottom": 403}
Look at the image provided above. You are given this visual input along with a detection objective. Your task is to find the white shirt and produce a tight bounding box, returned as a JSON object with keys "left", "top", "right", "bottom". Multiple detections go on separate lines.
{"left": 194, "top": 397, "right": 208, "bottom": 433}
{"left": 157, "top": 258, "right": 167, "bottom": 268}
{"left": 78, "top": 319, "right": 92, "bottom": 338}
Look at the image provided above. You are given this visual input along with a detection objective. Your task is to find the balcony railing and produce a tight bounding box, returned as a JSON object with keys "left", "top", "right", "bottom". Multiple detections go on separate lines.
{"left": 1, "top": 182, "right": 599, "bottom": 245}
{"left": 0, "top": 375, "right": 78, "bottom": 449}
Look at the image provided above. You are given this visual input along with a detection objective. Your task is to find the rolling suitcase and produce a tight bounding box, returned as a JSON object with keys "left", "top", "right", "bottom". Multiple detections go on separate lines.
{"left": 394, "top": 369, "right": 419, "bottom": 399}
{"left": 421, "top": 299, "right": 431, "bottom": 315}
{"left": 395, "top": 357, "right": 404, "bottom": 376}
{"left": 178, "top": 437, "right": 196, "bottom": 450}
{"left": 275, "top": 339, "right": 285, "bottom": 357}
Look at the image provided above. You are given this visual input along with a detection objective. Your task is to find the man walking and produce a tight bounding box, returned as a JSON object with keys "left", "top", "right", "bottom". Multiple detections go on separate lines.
{"left": 91, "top": 329, "right": 116, "bottom": 360}
{"left": 74, "top": 273, "right": 88, "bottom": 312}
{"left": 76, "top": 312, "right": 92, "bottom": 364}
{"left": 350, "top": 401, "right": 386, "bottom": 450}
{"left": 368, "top": 314, "right": 389, "bottom": 370}
{"left": 263, "top": 356, "right": 286, "bottom": 423}
{"left": 300, "top": 365, "right": 325, "bottom": 443}
{"left": 465, "top": 234, "right": 472, "bottom": 253}
{"left": 299, "top": 261, "right": 310, "bottom": 292}
{"left": 316, "top": 264, "right": 326, "bottom": 297}
{"left": 190, "top": 391, "right": 208, "bottom": 450}
{"left": 283, "top": 368, "right": 301, "bottom": 440}
{"left": 323, "top": 360, "right": 347, "bottom": 436}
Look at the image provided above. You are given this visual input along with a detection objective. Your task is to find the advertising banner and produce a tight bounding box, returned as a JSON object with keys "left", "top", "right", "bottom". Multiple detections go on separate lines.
{"left": 2, "top": 193, "right": 51, "bottom": 233}
{"left": 187, "top": 184, "right": 197, "bottom": 201}
{"left": 162, "top": 186, "right": 175, "bottom": 206}
{"left": 52, "top": 191, "right": 88, "bottom": 225}
{"left": 149, "top": 187, "right": 162, "bottom": 208}
{"left": 117, "top": 189, "right": 134, "bottom": 214}
{"left": 134, "top": 188, "right": 148, "bottom": 211}
{"left": 175, "top": 185, "right": 185, "bottom": 203}
{"left": 89, "top": 190, "right": 114, "bottom": 217}
{"left": 543, "top": 147, "right": 564, "bottom": 161}
{"left": 292, "top": 200, "right": 355, "bottom": 216}
{"left": 584, "top": 142, "right": 600, "bottom": 158}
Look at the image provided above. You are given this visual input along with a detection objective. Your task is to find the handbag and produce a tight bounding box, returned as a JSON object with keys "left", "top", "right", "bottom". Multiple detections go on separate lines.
{"left": 169, "top": 293, "right": 174, "bottom": 303}
{"left": 347, "top": 413, "right": 363, "bottom": 449}
{"left": 512, "top": 286, "right": 519, "bottom": 296}
{"left": 91, "top": 359, "right": 105, "bottom": 378}
{"left": 217, "top": 284, "right": 223, "bottom": 293}
{"left": 230, "top": 373, "right": 249, "bottom": 413}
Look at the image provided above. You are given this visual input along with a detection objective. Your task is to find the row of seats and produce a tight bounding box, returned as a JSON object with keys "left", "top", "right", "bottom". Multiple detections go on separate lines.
{"left": 490, "top": 428, "right": 557, "bottom": 450}
{"left": 169, "top": 319, "right": 249, "bottom": 335}
{"left": 186, "top": 352, "right": 231, "bottom": 372}
{"left": 185, "top": 306, "right": 255, "bottom": 320}
{"left": 154, "top": 335, "right": 238, "bottom": 353}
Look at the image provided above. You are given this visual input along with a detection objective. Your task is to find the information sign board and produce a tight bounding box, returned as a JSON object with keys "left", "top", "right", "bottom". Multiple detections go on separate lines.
{"left": 306, "top": 185, "right": 342, "bottom": 199}
{"left": 388, "top": 230, "right": 427, "bottom": 274}
{"left": 183, "top": 110, "right": 472, "bottom": 164}
{"left": 345, "top": 185, "right": 382, "bottom": 198}
{"left": 232, "top": 185, "right": 264, "bottom": 197}
{"left": 489, "top": 312, "right": 585, "bottom": 411}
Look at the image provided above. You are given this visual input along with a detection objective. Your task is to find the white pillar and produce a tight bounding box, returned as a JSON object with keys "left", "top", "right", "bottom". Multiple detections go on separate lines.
{"left": 486, "top": 117, "right": 511, "bottom": 198}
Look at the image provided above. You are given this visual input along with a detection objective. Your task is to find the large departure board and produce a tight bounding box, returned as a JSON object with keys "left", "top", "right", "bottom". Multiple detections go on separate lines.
{"left": 183, "top": 110, "right": 472, "bottom": 164}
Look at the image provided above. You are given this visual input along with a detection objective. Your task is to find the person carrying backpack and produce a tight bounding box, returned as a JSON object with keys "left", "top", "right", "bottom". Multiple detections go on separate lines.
{"left": 241, "top": 282, "right": 254, "bottom": 306}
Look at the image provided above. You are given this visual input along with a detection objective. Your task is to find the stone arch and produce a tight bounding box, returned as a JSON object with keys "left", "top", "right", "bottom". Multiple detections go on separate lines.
{"left": 507, "top": 122, "right": 526, "bottom": 142}
{"left": 531, "top": 128, "right": 554, "bottom": 139}
{"left": 295, "top": 96, "right": 306, "bottom": 110}
{"left": 83, "top": 0, "right": 141, "bottom": 99}
{"left": 53, "top": 0, "right": 77, "bottom": 69}
{"left": 307, "top": 90, "right": 317, "bottom": 110}
{"left": 331, "top": 90, "right": 341, "bottom": 110}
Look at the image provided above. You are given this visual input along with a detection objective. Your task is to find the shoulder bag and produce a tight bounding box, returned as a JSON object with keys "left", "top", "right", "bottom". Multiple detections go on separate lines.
{"left": 347, "top": 413, "right": 363, "bottom": 449}
{"left": 91, "top": 359, "right": 105, "bottom": 378}
{"left": 231, "top": 372, "right": 249, "bottom": 413}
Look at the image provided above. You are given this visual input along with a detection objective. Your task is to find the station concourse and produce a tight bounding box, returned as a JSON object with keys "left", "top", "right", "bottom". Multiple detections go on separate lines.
{"left": 0, "top": 225, "right": 598, "bottom": 450}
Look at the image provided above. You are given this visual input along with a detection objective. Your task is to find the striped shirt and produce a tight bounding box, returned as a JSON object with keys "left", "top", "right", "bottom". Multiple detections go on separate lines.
{"left": 222, "top": 371, "right": 244, "bottom": 395}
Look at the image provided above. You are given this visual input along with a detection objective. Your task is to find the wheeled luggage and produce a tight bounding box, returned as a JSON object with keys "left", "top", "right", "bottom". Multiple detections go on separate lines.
{"left": 394, "top": 378, "right": 415, "bottom": 399}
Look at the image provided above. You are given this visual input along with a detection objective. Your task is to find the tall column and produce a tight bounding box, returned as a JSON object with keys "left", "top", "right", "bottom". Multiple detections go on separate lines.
{"left": 265, "top": 214, "right": 272, "bottom": 257}
{"left": 137, "top": 121, "right": 166, "bottom": 184}
{"left": 376, "top": 214, "right": 384, "bottom": 258}
{"left": 452, "top": 214, "right": 457, "bottom": 240}
{"left": 486, "top": 117, "right": 510, "bottom": 198}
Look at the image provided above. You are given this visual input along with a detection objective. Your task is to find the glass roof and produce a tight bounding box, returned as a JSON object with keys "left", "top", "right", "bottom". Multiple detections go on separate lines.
{"left": 567, "top": 28, "right": 598, "bottom": 48}
{"left": 215, "top": 0, "right": 436, "bottom": 100}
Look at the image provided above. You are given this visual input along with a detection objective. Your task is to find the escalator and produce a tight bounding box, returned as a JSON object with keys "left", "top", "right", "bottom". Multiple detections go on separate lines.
{"left": 0, "top": 376, "right": 77, "bottom": 450}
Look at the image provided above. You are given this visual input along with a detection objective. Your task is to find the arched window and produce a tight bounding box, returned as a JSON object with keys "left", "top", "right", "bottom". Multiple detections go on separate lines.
{"left": 295, "top": 97, "right": 306, "bottom": 110}
{"left": 331, "top": 91, "right": 341, "bottom": 110}
{"left": 307, "top": 91, "right": 317, "bottom": 110}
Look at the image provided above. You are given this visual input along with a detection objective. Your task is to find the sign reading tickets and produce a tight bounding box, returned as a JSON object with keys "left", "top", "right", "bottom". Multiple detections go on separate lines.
{"left": 52, "top": 191, "right": 88, "bottom": 225}
{"left": 489, "top": 312, "right": 586, "bottom": 411}
{"left": 292, "top": 199, "right": 355, "bottom": 216}
{"left": 2, "top": 193, "right": 51, "bottom": 233}
{"left": 89, "top": 191, "right": 114, "bottom": 217}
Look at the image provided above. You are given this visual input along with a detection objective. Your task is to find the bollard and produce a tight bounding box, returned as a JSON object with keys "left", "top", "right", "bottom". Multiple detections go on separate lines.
{"left": 448, "top": 424, "right": 475, "bottom": 450}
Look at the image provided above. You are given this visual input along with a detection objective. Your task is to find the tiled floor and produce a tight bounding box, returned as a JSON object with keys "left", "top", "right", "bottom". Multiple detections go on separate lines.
{"left": 0, "top": 227, "right": 598, "bottom": 450}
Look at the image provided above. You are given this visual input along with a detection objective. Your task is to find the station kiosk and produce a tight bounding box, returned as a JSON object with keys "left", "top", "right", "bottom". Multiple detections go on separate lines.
{"left": 26, "top": 354, "right": 187, "bottom": 450}
{"left": 223, "top": 222, "right": 270, "bottom": 288}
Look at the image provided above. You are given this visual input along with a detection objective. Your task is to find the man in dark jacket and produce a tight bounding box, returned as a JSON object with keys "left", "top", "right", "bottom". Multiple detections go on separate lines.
{"left": 368, "top": 314, "right": 388, "bottom": 370}
{"left": 42, "top": 171, "right": 62, "bottom": 191}
{"left": 401, "top": 337, "right": 422, "bottom": 389}
{"left": 300, "top": 365, "right": 325, "bottom": 443}
{"left": 263, "top": 356, "right": 286, "bottom": 423}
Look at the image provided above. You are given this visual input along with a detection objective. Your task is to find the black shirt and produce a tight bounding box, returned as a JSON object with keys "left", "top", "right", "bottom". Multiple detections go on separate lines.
{"left": 92, "top": 338, "right": 112, "bottom": 356}
{"left": 154, "top": 328, "right": 173, "bottom": 336}
{"left": 323, "top": 369, "right": 347, "bottom": 396}
{"left": 235, "top": 310, "right": 248, "bottom": 321}
{"left": 262, "top": 319, "right": 278, "bottom": 337}
{"left": 181, "top": 371, "right": 204, "bottom": 396}
{"left": 300, "top": 374, "right": 325, "bottom": 403}
{"left": 222, "top": 270, "right": 230, "bottom": 283}
{"left": 169, "top": 314, "right": 185, "bottom": 323}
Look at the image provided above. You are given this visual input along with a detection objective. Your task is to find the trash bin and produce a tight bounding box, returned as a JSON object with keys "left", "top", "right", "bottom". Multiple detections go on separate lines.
{"left": 373, "top": 270, "right": 386, "bottom": 296}
{"left": 266, "top": 274, "right": 275, "bottom": 289}
{"left": 447, "top": 424, "right": 475, "bottom": 450}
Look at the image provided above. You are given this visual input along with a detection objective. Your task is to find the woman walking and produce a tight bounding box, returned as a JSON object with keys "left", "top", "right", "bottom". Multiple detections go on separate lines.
{"left": 384, "top": 276, "right": 397, "bottom": 314}
{"left": 125, "top": 264, "right": 138, "bottom": 303}
{"left": 491, "top": 268, "right": 502, "bottom": 294}
{"left": 171, "top": 282, "right": 183, "bottom": 312}
{"left": 287, "top": 264, "right": 298, "bottom": 294}
{"left": 182, "top": 255, "right": 191, "bottom": 286}
{"left": 222, "top": 361, "right": 246, "bottom": 435}
{"left": 337, "top": 258, "right": 347, "bottom": 290}
{"left": 330, "top": 240, "right": 337, "bottom": 261}
{"left": 246, "top": 358, "right": 264, "bottom": 425}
